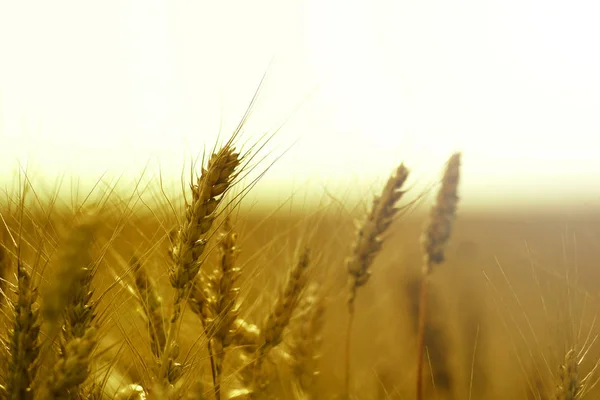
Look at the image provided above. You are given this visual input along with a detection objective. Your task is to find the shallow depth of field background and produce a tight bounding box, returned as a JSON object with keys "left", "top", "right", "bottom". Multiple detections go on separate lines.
{"left": 1, "top": 1, "right": 600, "bottom": 399}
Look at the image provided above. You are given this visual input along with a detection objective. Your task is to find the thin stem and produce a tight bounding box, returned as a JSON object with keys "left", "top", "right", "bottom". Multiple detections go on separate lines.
{"left": 198, "top": 307, "right": 219, "bottom": 400}
{"left": 345, "top": 289, "right": 357, "bottom": 399}
{"left": 416, "top": 274, "right": 430, "bottom": 400}
{"left": 206, "top": 338, "right": 219, "bottom": 400}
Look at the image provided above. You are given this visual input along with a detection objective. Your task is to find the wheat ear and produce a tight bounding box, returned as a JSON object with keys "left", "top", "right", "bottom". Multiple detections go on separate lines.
{"left": 234, "top": 248, "right": 310, "bottom": 397}
{"left": 6, "top": 262, "right": 41, "bottom": 400}
{"left": 44, "top": 214, "right": 99, "bottom": 398}
{"left": 61, "top": 234, "right": 98, "bottom": 344}
{"left": 288, "top": 282, "right": 326, "bottom": 398}
{"left": 555, "top": 349, "right": 581, "bottom": 400}
{"left": 41, "top": 215, "right": 97, "bottom": 337}
{"left": 254, "top": 248, "right": 311, "bottom": 391}
{"left": 169, "top": 145, "right": 241, "bottom": 316}
{"left": 161, "top": 144, "right": 240, "bottom": 386}
{"left": 262, "top": 248, "right": 310, "bottom": 353}
{"left": 46, "top": 326, "right": 97, "bottom": 399}
{"left": 344, "top": 163, "right": 409, "bottom": 397}
{"left": 188, "top": 217, "right": 241, "bottom": 400}
{"left": 416, "top": 152, "right": 461, "bottom": 400}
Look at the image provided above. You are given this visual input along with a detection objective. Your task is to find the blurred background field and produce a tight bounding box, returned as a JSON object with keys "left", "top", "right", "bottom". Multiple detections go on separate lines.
{"left": 5, "top": 187, "right": 599, "bottom": 398}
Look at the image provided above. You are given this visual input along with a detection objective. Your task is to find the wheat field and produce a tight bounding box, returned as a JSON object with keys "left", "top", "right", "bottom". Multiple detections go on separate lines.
{"left": 0, "top": 125, "right": 599, "bottom": 400}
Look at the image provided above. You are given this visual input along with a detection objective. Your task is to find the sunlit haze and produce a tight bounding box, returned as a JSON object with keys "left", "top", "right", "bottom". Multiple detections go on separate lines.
{"left": 1, "top": 1, "right": 599, "bottom": 212}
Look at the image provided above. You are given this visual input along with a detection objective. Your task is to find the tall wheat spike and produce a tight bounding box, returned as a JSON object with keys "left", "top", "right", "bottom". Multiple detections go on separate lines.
{"left": 41, "top": 214, "right": 99, "bottom": 398}
{"left": 416, "top": 152, "right": 461, "bottom": 400}
{"left": 161, "top": 143, "right": 240, "bottom": 387}
{"left": 41, "top": 215, "right": 98, "bottom": 337}
{"left": 344, "top": 162, "right": 409, "bottom": 397}
{"left": 288, "top": 282, "right": 326, "bottom": 399}
{"left": 235, "top": 248, "right": 310, "bottom": 397}
{"left": 187, "top": 216, "right": 241, "bottom": 400}
{"left": 261, "top": 248, "right": 311, "bottom": 354}
{"left": 6, "top": 262, "right": 41, "bottom": 400}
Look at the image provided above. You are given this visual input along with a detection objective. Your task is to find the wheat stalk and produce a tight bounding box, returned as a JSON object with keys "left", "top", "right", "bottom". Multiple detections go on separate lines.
{"left": 288, "top": 282, "right": 325, "bottom": 399}
{"left": 161, "top": 143, "right": 241, "bottom": 387}
{"left": 262, "top": 248, "right": 310, "bottom": 353}
{"left": 41, "top": 214, "right": 100, "bottom": 398}
{"left": 61, "top": 237, "right": 98, "bottom": 343}
{"left": 46, "top": 326, "right": 97, "bottom": 399}
{"left": 235, "top": 248, "right": 310, "bottom": 397}
{"left": 168, "top": 146, "right": 241, "bottom": 315}
{"left": 41, "top": 214, "right": 98, "bottom": 337}
{"left": 344, "top": 162, "right": 409, "bottom": 397}
{"left": 6, "top": 262, "right": 41, "bottom": 400}
{"left": 188, "top": 217, "right": 242, "bottom": 400}
{"left": 416, "top": 152, "right": 461, "bottom": 400}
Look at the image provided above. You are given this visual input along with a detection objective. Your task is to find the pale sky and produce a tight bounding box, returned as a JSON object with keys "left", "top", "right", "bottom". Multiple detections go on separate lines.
{"left": 1, "top": 0, "right": 599, "bottom": 212}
